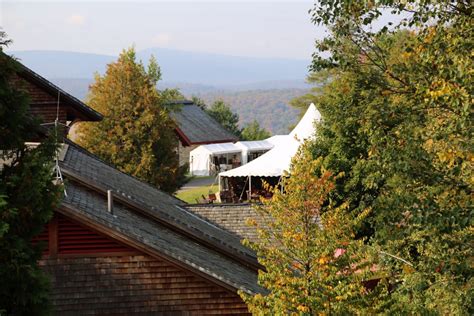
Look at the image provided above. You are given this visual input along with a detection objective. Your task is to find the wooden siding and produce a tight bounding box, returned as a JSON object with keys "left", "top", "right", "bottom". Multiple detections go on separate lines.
{"left": 178, "top": 141, "right": 198, "bottom": 167}
{"left": 34, "top": 213, "right": 135, "bottom": 256}
{"left": 11, "top": 75, "right": 68, "bottom": 122}
{"left": 37, "top": 213, "right": 250, "bottom": 314}
{"left": 11, "top": 74, "right": 56, "bottom": 103}
{"left": 40, "top": 255, "right": 249, "bottom": 315}
{"left": 57, "top": 214, "right": 133, "bottom": 255}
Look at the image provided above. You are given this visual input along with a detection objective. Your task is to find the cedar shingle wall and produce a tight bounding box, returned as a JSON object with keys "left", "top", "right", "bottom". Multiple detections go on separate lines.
{"left": 178, "top": 141, "right": 198, "bottom": 167}
{"left": 11, "top": 74, "right": 68, "bottom": 124}
{"left": 39, "top": 255, "right": 250, "bottom": 315}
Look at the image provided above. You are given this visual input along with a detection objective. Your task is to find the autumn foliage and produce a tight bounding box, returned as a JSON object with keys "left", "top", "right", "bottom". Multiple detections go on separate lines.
{"left": 241, "top": 147, "right": 376, "bottom": 314}
{"left": 245, "top": 1, "right": 472, "bottom": 314}
{"left": 76, "top": 48, "right": 185, "bottom": 193}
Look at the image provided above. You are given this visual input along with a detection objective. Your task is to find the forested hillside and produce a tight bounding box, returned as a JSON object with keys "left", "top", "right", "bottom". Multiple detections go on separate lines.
{"left": 51, "top": 77, "right": 308, "bottom": 135}
{"left": 195, "top": 89, "right": 307, "bottom": 134}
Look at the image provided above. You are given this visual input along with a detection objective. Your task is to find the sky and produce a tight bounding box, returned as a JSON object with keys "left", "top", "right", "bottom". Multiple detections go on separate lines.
{"left": 0, "top": 0, "right": 322, "bottom": 60}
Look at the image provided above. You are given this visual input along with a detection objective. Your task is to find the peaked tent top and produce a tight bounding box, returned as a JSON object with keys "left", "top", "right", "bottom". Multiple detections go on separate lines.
{"left": 289, "top": 103, "right": 321, "bottom": 139}
{"left": 219, "top": 104, "right": 320, "bottom": 178}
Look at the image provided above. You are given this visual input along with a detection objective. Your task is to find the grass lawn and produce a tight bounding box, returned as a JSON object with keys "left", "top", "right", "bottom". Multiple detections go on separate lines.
{"left": 175, "top": 184, "right": 219, "bottom": 204}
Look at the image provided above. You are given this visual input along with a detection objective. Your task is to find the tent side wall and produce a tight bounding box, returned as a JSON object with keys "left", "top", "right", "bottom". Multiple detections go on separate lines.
{"left": 190, "top": 147, "right": 211, "bottom": 176}
{"left": 241, "top": 148, "right": 249, "bottom": 165}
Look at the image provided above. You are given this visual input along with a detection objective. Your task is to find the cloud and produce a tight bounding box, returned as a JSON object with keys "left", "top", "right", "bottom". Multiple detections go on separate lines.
{"left": 66, "top": 14, "right": 85, "bottom": 26}
{"left": 151, "top": 33, "right": 171, "bottom": 46}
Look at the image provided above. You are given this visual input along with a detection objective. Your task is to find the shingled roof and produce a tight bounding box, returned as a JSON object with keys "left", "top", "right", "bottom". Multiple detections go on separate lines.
{"left": 185, "top": 204, "right": 261, "bottom": 242}
{"left": 169, "top": 100, "right": 238, "bottom": 145}
{"left": 59, "top": 141, "right": 262, "bottom": 294}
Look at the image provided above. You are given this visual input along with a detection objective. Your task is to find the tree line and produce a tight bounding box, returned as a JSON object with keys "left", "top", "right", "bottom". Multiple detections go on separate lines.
{"left": 192, "top": 96, "right": 271, "bottom": 141}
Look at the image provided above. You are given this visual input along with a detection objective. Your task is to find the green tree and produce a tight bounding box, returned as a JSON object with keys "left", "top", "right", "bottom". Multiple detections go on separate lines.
{"left": 0, "top": 31, "right": 61, "bottom": 314}
{"left": 241, "top": 120, "right": 271, "bottom": 141}
{"left": 241, "top": 146, "right": 376, "bottom": 314}
{"left": 77, "top": 47, "right": 185, "bottom": 193}
{"left": 205, "top": 99, "right": 241, "bottom": 137}
{"left": 191, "top": 96, "right": 207, "bottom": 110}
{"left": 294, "top": 1, "right": 473, "bottom": 313}
{"left": 290, "top": 72, "right": 324, "bottom": 115}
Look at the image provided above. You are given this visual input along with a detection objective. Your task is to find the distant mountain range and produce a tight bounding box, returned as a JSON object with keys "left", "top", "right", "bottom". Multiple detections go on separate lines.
{"left": 10, "top": 49, "right": 311, "bottom": 86}
{"left": 9, "top": 49, "right": 312, "bottom": 133}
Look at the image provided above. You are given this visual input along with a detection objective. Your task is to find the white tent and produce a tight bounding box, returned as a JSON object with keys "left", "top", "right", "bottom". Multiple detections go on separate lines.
{"left": 265, "top": 135, "right": 290, "bottom": 146}
{"left": 189, "top": 143, "right": 241, "bottom": 176}
{"left": 190, "top": 138, "right": 279, "bottom": 177}
{"left": 235, "top": 140, "right": 275, "bottom": 164}
{"left": 219, "top": 104, "right": 320, "bottom": 181}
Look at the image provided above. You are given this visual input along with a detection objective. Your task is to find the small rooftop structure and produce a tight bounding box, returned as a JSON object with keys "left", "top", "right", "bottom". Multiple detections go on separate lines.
{"left": 169, "top": 100, "right": 238, "bottom": 146}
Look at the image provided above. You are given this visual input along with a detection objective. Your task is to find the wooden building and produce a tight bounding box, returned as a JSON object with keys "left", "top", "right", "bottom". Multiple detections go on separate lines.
{"left": 10, "top": 56, "right": 261, "bottom": 314}
{"left": 169, "top": 100, "right": 239, "bottom": 166}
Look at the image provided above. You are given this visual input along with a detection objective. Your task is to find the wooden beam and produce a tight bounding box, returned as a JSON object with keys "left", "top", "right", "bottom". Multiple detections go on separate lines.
{"left": 48, "top": 216, "right": 58, "bottom": 258}
{"left": 174, "top": 127, "right": 192, "bottom": 146}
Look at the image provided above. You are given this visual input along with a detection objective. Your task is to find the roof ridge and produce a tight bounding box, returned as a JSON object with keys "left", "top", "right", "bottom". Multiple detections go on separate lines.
{"left": 170, "top": 102, "right": 239, "bottom": 144}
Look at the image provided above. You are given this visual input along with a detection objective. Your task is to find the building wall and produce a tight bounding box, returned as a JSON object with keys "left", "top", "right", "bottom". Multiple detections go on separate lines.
{"left": 37, "top": 213, "right": 250, "bottom": 315}
{"left": 40, "top": 255, "right": 249, "bottom": 315}
{"left": 11, "top": 74, "right": 68, "bottom": 124}
{"left": 178, "top": 140, "right": 198, "bottom": 167}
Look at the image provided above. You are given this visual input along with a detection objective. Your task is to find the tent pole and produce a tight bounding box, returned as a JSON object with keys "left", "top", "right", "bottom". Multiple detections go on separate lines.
{"left": 249, "top": 176, "right": 252, "bottom": 201}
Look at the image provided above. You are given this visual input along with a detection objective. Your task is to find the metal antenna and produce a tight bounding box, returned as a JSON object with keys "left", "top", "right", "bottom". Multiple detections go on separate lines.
{"left": 41, "top": 91, "right": 67, "bottom": 196}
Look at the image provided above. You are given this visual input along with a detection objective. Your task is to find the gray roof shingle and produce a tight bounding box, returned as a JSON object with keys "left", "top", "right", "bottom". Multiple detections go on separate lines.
{"left": 185, "top": 204, "right": 261, "bottom": 242}
{"left": 61, "top": 182, "right": 262, "bottom": 294}
{"left": 169, "top": 101, "right": 238, "bottom": 144}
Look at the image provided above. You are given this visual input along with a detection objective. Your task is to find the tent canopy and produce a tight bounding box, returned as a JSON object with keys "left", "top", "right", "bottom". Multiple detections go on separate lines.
{"left": 219, "top": 103, "right": 320, "bottom": 178}
{"left": 235, "top": 140, "right": 274, "bottom": 152}
{"left": 194, "top": 143, "right": 240, "bottom": 155}
{"left": 218, "top": 136, "right": 298, "bottom": 177}
{"left": 265, "top": 135, "right": 289, "bottom": 146}
{"left": 189, "top": 143, "right": 241, "bottom": 176}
